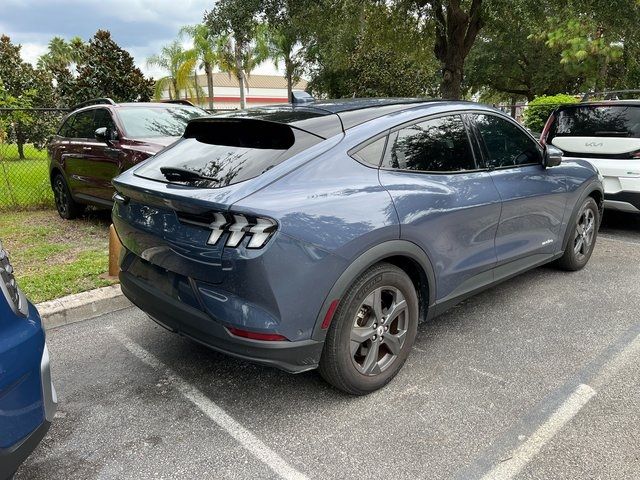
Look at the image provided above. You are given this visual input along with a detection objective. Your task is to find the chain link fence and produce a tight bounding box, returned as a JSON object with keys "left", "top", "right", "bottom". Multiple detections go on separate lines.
{"left": 0, "top": 106, "right": 236, "bottom": 211}
{"left": 0, "top": 108, "right": 69, "bottom": 210}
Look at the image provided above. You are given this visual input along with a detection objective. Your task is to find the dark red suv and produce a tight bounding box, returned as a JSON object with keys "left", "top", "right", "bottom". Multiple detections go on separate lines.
{"left": 48, "top": 98, "right": 208, "bottom": 218}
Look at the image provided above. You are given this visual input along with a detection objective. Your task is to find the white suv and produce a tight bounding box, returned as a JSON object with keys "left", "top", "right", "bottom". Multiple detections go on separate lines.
{"left": 541, "top": 101, "right": 640, "bottom": 213}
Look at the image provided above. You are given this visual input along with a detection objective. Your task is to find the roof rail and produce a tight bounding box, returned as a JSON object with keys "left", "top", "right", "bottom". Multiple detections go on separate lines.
{"left": 72, "top": 98, "right": 116, "bottom": 110}
{"left": 581, "top": 89, "right": 640, "bottom": 102}
{"left": 160, "top": 99, "right": 196, "bottom": 107}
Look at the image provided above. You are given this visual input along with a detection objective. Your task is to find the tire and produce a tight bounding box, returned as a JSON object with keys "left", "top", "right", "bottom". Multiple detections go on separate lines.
{"left": 319, "top": 262, "right": 419, "bottom": 395}
{"left": 555, "top": 197, "right": 599, "bottom": 271}
{"left": 52, "top": 173, "right": 85, "bottom": 219}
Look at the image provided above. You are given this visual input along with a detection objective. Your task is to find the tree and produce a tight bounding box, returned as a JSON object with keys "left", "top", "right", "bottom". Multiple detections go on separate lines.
{"left": 403, "top": 0, "right": 483, "bottom": 99}
{"left": 0, "top": 35, "right": 56, "bottom": 158}
{"left": 64, "top": 30, "right": 153, "bottom": 106}
{"left": 37, "top": 36, "right": 85, "bottom": 73}
{"left": 303, "top": 0, "right": 438, "bottom": 98}
{"left": 204, "top": 0, "right": 269, "bottom": 109}
{"left": 264, "top": 0, "right": 306, "bottom": 100}
{"left": 465, "top": 1, "right": 583, "bottom": 101}
{"left": 180, "top": 24, "right": 219, "bottom": 109}
{"left": 531, "top": 0, "right": 640, "bottom": 93}
{"left": 147, "top": 40, "right": 199, "bottom": 101}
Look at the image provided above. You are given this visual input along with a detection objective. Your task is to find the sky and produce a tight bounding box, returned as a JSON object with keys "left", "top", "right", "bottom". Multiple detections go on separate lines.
{"left": 0, "top": 0, "right": 281, "bottom": 79}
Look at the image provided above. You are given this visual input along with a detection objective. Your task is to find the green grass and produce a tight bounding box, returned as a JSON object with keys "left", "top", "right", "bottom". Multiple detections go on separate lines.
{"left": 0, "top": 210, "right": 116, "bottom": 303}
{"left": 0, "top": 143, "right": 53, "bottom": 210}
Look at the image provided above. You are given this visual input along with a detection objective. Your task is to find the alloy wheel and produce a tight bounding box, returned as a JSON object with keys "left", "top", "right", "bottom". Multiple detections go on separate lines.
{"left": 574, "top": 207, "right": 595, "bottom": 261}
{"left": 53, "top": 177, "right": 68, "bottom": 216}
{"left": 350, "top": 286, "right": 409, "bottom": 376}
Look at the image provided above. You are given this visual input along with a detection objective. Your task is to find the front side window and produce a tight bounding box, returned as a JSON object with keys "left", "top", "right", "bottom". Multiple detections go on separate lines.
{"left": 93, "top": 109, "right": 116, "bottom": 132}
{"left": 382, "top": 115, "right": 476, "bottom": 172}
{"left": 473, "top": 114, "right": 542, "bottom": 168}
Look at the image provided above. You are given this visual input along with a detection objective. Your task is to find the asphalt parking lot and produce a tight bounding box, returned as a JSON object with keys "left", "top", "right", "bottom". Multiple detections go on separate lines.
{"left": 17, "top": 212, "right": 640, "bottom": 480}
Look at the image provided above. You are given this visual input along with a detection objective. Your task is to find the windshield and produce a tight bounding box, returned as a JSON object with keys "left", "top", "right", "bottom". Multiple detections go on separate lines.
{"left": 118, "top": 106, "right": 207, "bottom": 138}
{"left": 550, "top": 105, "right": 640, "bottom": 140}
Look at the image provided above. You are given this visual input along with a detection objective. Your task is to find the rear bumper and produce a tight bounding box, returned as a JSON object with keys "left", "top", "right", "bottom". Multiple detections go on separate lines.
{"left": 0, "top": 344, "right": 56, "bottom": 480}
{"left": 0, "top": 420, "right": 51, "bottom": 480}
{"left": 604, "top": 191, "right": 640, "bottom": 212}
{"left": 120, "top": 271, "right": 324, "bottom": 373}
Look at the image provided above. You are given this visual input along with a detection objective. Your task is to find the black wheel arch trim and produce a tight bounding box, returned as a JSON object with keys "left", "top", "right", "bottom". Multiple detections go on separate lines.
{"left": 561, "top": 180, "right": 604, "bottom": 252}
{"left": 311, "top": 240, "right": 436, "bottom": 341}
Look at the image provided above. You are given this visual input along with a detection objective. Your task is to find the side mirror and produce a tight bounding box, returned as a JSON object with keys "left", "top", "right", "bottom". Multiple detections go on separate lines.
{"left": 95, "top": 127, "right": 116, "bottom": 144}
{"left": 544, "top": 145, "right": 563, "bottom": 168}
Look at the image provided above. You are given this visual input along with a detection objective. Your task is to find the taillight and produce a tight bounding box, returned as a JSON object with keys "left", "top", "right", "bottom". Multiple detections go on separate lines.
{"left": 540, "top": 113, "right": 555, "bottom": 146}
{"left": 0, "top": 241, "right": 26, "bottom": 316}
{"left": 177, "top": 211, "right": 277, "bottom": 249}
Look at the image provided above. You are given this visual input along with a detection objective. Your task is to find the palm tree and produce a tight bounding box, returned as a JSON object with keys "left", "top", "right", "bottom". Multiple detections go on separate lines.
{"left": 37, "top": 36, "right": 85, "bottom": 74}
{"left": 264, "top": 0, "right": 306, "bottom": 101}
{"left": 267, "top": 26, "right": 304, "bottom": 101}
{"left": 147, "top": 41, "right": 199, "bottom": 101}
{"left": 180, "top": 24, "right": 218, "bottom": 109}
{"left": 215, "top": 25, "right": 270, "bottom": 109}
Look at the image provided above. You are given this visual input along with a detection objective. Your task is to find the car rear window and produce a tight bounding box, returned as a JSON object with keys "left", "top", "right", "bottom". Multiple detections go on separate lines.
{"left": 549, "top": 105, "right": 640, "bottom": 141}
{"left": 134, "top": 118, "right": 324, "bottom": 188}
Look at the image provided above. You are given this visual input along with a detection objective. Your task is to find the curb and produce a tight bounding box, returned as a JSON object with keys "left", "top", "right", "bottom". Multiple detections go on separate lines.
{"left": 36, "top": 284, "right": 132, "bottom": 330}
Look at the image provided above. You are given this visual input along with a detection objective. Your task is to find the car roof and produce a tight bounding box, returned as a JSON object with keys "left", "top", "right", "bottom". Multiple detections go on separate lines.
{"left": 214, "top": 98, "right": 477, "bottom": 139}
{"left": 557, "top": 100, "right": 640, "bottom": 110}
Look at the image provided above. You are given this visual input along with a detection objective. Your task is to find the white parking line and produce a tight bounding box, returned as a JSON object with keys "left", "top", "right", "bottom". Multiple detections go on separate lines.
{"left": 468, "top": 367, "right": 506, "bottom": 383}
{"left": 480, "top": 383, "right": 596, "bottom": 480}
{"left": 109, "top": 329, "right": 310, "bottom": 480}
{"left": 598, "top": 234, "right": 640, "bottom": 246}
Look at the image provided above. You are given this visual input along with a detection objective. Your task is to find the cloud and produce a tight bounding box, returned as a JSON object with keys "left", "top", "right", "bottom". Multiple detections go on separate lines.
{"left": 0, "top": 0, "right": 211, "bottom": 77}
{"left": 1, "top": 0, "right": 284, "bottom": 79}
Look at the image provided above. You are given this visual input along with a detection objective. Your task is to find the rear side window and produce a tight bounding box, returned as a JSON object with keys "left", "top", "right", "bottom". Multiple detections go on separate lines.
{"left": 549, "top": 105, "right": 640, "bottom": 141}
{"left": 473, "top": 114, "right": 542, "bottom": 168}
{"left": 352, "top": 137, "right": 387, "bottom": 166}
{"left": 134, "top": 119, "right": 323, "bottom": 188}
{"left": 71, "top": 110, "right": 96, "bottom": 138}
{"left": 382, "top": 115, "right": 476, "bottom": 172}
{"left": 58, "top": 116, "right": 76, "bottom": 137}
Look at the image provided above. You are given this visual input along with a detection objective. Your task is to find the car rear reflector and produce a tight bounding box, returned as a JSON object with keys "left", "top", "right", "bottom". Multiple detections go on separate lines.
{"left": 227, "top": 327, "right": 288, "bottom": 342}
{"left": 321, "top": 299, "right": 340, "bottom": 329}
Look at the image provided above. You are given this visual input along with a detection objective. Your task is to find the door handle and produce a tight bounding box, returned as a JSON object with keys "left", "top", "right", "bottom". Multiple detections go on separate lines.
{"left": 83, "top": 146, "right": 92, "bottom": 151}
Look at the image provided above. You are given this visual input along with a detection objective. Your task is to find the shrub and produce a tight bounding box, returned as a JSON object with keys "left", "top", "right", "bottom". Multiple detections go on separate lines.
{"left": 523, "top": 94, "right": 579, "bottom": 134}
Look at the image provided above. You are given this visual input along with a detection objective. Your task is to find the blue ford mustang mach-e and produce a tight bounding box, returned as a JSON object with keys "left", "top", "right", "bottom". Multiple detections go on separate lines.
{"left": 112, "top": 99, "right": 603, "bottom": 394}
{"left": 0, "top": 241, "right": 56, "bottom": 478}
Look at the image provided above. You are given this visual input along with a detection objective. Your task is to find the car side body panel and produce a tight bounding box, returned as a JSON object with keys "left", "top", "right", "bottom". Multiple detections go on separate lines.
{"left": 489, "top": 164, "right": 568, "bottom": 263}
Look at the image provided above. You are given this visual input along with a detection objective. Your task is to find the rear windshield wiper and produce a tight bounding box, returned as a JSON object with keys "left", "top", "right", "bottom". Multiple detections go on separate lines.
{"left": 160, "top": 167, "right": 219, "bottom": 183}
